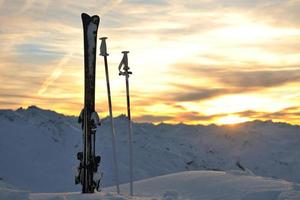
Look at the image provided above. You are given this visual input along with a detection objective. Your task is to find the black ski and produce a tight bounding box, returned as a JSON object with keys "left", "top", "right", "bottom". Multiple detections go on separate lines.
{"left": 75, "top": 13, "right": 101, "bottom": 194}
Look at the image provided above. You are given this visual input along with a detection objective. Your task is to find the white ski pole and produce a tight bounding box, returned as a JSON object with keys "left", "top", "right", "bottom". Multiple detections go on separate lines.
{"left": 119, "top": 51, "right": 133, "bottom": 196}
{"left": 99, "top": 37, "right": 120, "bottom": 194}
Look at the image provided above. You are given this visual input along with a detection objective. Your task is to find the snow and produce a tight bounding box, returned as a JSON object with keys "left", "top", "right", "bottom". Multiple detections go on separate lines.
{"left": 0, "top": 106, "right": 81, "bottom": 192}
{"left": 125, "top": 171, "right": 298, "bottom": 199}
{"left": 110, "top": 170, "right": 300, "bottom": 200}
{"left": 29, "top": 192, "right": 153, "bottom": 200}
{"left": 2, "top": 170, "right": 300, "bottom": 200}
{"left": 0, "top": 180, "right": 29, "bottom": 200}
{"left": 1, "top": 106, "right": 300, "bottom": 195}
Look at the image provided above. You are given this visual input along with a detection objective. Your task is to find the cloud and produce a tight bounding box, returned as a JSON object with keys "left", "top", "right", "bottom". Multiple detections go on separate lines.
{"left": 134, "top": 106, "right": 300, "bottom": 125}
{"left": 172, "top": 64, "right": 300, "bottom": 88}
{"left": 236, "top": 106, "right": 300, "bottom": 122}
{"left": 0, "top": 91, "right": 82, "bottom": 114}
{"left": 38, "top": 68, "right": 62, "bottom": 95}
{"left": 134, "top": 114, "right": 173, "bottom": 123}
{"left": 20, "top": 0, "right": 37, "bottom": 12}
{"left": 248, "top": 1, "right": 300, "bottom": 27}
{"left": 217, "top": 69, "right": 300, "bottom": 88}
{"left": 176, "top": 112, "right": 227, "bottom": 122}
{"left": 0, "top": 92, "right": 75, "bottom": 101}
{"left": 169, "top": 87, "right": 247, "bottom": 102}
{"left": 134, "top": 112, "right": 228, "bottom": 124}
{"left": 126, "top": 0, "right": 168, "bottom": 5}
{"left": 37, "top": 52, "right": 73, "bottom": 95}
{"left": 15, "top": 43, "right": 65, "bottom": 64}
{"left": 158, "top": 64, "right": 300, "bottom": 104}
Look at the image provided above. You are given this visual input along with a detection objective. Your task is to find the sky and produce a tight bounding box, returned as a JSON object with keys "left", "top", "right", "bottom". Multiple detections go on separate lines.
{"left": 0, "top": 0, "right": 300, "bottom": 125}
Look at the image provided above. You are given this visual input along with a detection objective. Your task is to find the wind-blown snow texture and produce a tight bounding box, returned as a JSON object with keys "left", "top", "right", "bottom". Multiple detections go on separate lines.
{"left": 0, "top": 179, "right": 29, "bottom": 200}
{"left": 2, "top": 171, "right": 300, "bottom": 200}
{"left": 107, "top": 171, "right": 300, "bottom": 200}
{"left": 0, "top": 106, "right": 300, "bottom": 193}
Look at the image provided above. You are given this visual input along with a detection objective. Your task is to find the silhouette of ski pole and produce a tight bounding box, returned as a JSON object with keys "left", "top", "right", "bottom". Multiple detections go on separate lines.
{"left": 99, "top": 37, "right": 120, "bottom": 194}
{"left": 118, "top": 51, "right": 133, "bottom": 196}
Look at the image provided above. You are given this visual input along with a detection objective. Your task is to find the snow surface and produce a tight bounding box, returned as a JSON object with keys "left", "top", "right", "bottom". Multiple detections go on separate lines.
{"left": 2, "top": 171, "right": 300, "bottom": 200}
{"left": 0, "top": 180, "right": 29, "bottom": 200}
{"left": 107, "top": 170, "right": 300, "bottom": 200}
{"left": 1, "top": 106, "right": 300, "bottom": 193}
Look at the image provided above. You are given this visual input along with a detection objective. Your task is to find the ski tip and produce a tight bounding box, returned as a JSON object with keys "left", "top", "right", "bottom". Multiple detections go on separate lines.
{"left": 92, "top": 15, "right": 100, "bottom": 24}
{"left": 122, "top": 51, "right": 130, "bottom": 54}
{"left": 81, "top": 13, "right": 90, "bottom": 19}
{"left": 81, "top": 13, "right": 100, "bottom": 24}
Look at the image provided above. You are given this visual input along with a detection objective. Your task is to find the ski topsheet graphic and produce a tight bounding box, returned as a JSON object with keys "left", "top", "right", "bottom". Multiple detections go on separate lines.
{"left": 75, "top": 13, "right": 101, "bottom": 194}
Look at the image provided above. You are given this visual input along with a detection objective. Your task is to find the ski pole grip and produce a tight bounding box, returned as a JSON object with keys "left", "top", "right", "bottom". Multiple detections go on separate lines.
{"left": 121, "top": 51, "right": 129, "bottom": 69}
{"left": 118, "top": 51, "right": 132, "bottom": 76}
{"left": 100, "top": 37, "right": 109, "bottom": 56}
{"left": 122, "top": 51, "right": 129, "bottom": 55}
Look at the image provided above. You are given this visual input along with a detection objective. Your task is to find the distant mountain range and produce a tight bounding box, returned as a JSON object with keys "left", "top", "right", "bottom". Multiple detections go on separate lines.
{"left": 0, "top": 105, "right": 299, "bottom": 192}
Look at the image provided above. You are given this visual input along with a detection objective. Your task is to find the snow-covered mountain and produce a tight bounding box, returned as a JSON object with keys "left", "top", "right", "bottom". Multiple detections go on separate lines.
{"left": 0, "top": 106, "right": 300, "bottom": 193}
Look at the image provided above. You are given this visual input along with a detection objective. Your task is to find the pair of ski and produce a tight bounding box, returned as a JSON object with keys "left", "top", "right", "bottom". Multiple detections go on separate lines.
{"left": 75, "top": 13, "right": 133, "bottom": 195}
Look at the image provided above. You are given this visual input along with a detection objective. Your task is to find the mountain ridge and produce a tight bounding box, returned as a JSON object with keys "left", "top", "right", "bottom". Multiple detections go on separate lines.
{"left": 1, "top": 105, "right": 299, "bottom": 128}
{"left": 1, "top": 105, "right": 300, "bottom": 192}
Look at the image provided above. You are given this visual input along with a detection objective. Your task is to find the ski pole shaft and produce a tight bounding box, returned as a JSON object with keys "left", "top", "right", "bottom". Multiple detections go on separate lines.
{"left": 105, "top": 55, "right": 120, "bottom": 194}
{"left": 100, "top": 37, "right": 120, "bottom": 194}
{"left": 125, "top": 74, "right": 133, "bottom": 196}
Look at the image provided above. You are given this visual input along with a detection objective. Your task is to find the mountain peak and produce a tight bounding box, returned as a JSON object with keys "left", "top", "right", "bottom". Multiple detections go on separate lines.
{"left": 27, "top": 105, "right": 41, "bottom": 110}
{"left": 16, "top": 105, "right": 48, "bottom": 112}
{"left": 115, "top": 114, "right": 128, "bottom": 120}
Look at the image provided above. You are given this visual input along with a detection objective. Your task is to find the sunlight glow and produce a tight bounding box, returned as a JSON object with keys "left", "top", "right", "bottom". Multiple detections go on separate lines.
{"left": 216, "top": 115, "right": 250, "bottom": 125}
{"left": 214, "top": 24, "right": 300, "bottom": 42}
{"left": 201, "top": 95, "right": 291, "bottom": 115}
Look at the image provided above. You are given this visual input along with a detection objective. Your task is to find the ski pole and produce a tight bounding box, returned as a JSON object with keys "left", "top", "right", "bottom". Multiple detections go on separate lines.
{"left": 99, "top": 37, "right": 120, "bottom": 194}
{"left": 118, "top": 51, "right": 133, "bottom": 196}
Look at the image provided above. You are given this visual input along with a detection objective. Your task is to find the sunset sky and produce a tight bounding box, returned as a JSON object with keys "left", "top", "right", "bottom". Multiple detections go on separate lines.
{"left": 0, "top": 0, "right": 300, "bottom": 125}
